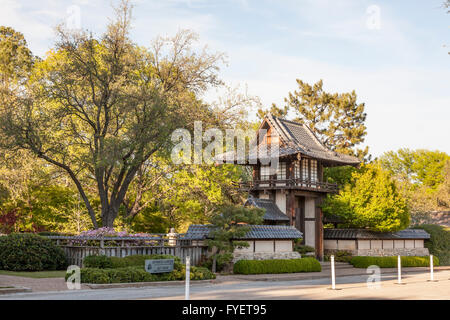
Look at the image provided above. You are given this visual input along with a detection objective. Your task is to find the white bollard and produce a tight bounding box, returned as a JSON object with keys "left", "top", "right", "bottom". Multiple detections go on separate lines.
{"left": 396, "top": 255, "right": 405, "bottom": 285}
{"left": 185, "top": 256, "right": 190, "bottom": 300}
{"left": 331, "top": 255, "right": 336, "bottom": 290}
{"left": 428, "top": 254, "right": 438, "bottom": 282}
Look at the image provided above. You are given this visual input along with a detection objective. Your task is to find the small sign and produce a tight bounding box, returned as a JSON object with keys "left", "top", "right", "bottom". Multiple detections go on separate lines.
{"left": 145, "top": 259, "right": 174, "bottom": 274}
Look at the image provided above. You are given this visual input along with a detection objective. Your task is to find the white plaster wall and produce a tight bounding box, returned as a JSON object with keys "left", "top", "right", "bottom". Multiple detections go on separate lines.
{"left": 235, "top": 241, "right": 254, "bottom": 253}
{"left": 254, "top": 241, "right": 275, "bottom": 252}
{"left": 371, "top": 240, "right": 382, "bottom": 249}
{"left": 358, "top": 240, "right": 371, "bottom": 249}
{"left": 414, "top": 240, "right": 424, "bottom": 248}
{"left": 324, "top": 240, "right": 338, "bottom": 250}
{"left": 383, "top": 240, "right": 394, "bottom": 249}
{"left": 394, "top": 240, "right": 405, "bottom": 249}
{"left": 305, "top": 198, "right": 315, "bottom": 218}
{"left": 405, "top": 240, "right": 415, "bottom": 248}
{"left": 275, "top": 191, "right": 286, "bottom": 214}
{"left": 275, "top": 241, "right": 292, "bottom": 252}
{"left": 305, "top": 221, "right": 316, "bottom": 248}
{"left": 337, "top": 240, "right": 356, "bottom": 250}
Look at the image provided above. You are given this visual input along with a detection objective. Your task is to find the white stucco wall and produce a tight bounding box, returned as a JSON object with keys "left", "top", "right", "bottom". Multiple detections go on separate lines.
{"left": 324, "top": 240, "right": 338, "bottom": 250}
{"left": 358, "top": 240, "right": 370, "bottom": 249}
{"left": 235, "top": 241, "right": 254, "bottom": 253}
{"left": 337, "top": 240, "right": 356, "bottom": 250}
{"left": 305, "top": 198, "right": 315, "bottom": 218}
{"left": 414, "top": 240, "right": 424, "bottom": 248}
{"left": 405, "top": 240, "right": 415, "bottom": 248}
{"left": 371, "top": 240, "right": 382, "bottom": 249}
{"left": 383, "top": 240, "right": 394, "bottom": 249}
{"left": 275, "top": 190, "right": 286, "bottom": 214}
{"left": 254, "top": 241, "right": 274, "bottom": 252}
{"left": 305, "top": 221, "right": 316, "bottom": 248}
{"left": 275, "top": 241, "right": 292, "bottom": 252}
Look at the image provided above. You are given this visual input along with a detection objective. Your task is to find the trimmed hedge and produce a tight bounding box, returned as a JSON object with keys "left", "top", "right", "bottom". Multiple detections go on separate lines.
{"left": 76, "top": 254, "right": 215, "bottom": 284}
{"left": 0, "top": 233, "right": 67, "bottom": 271}
{"left": 350, "top": 256, "right": 439, "bottom": 268}
{"left": 233, "top": 258, "right": 322, "bottom": 275}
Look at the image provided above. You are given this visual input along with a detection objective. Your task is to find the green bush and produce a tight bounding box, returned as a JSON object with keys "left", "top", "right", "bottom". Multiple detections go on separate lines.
{"left": 233, "top": 258, "right": 322, "bottom": 275}
{"left": 83, "top": 255, "right": 113, "bottom": 269}
{"left": 0, "top": 233, "right": 67, "bottom": 271}
{"left": 67, "top": 265, "right": 216, "bottom": 284}
{"left": 294, "top": 245, "right": 315, "bottom": 255}
{"left": 75, "top": 254, "right": 216, "bottom": 283}
{"left": 350, "top": 256, "right": 439, "bottom": 268}
{"left": 324, "top": 250, "right": 353, "bottom": 263}
{"left": 413, "top": 224, "right": 450, "bottom": 266}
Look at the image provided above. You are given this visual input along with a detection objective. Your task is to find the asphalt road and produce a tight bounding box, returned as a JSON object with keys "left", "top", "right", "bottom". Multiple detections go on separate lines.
{"left": 1, "top": 271, "right": 449, "bottom": 300}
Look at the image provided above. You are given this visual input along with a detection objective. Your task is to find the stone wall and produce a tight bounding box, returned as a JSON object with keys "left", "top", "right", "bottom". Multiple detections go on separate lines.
{"left": 232, "top": 251, "right": 302, "bottom": 263}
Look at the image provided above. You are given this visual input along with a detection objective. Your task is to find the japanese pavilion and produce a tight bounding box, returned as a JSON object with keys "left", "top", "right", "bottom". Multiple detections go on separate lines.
{"left": 217, "top": 114, "right": 361, "bottom": 260}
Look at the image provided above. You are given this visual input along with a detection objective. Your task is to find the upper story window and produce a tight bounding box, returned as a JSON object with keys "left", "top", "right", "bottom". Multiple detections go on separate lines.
{"left": 294, "top": 161, "right": 301, "bottom": 179}
{"left": 310, "top": 159, "right": 318, "bottom": 182}
{"left": 260, "top": 165, "right": 271, "bottom": 180}
{"left": 301, "top": 159, "right": 308, "bottom": 181}
{"left": 276, "top": 162, "right": 286, "bottom": 180}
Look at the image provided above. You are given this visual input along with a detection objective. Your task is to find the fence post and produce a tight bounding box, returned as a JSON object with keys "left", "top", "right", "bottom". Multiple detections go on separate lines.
{"left": 185, "top": 256, "right": 190, "bottom": 300}
{"left": 327, "top": 255, "right": 341, "bottom": 290}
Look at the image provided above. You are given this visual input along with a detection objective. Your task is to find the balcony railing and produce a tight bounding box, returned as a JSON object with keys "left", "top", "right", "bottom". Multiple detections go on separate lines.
{"left": 234, "top": 178, "right": 339, "bottom": 193}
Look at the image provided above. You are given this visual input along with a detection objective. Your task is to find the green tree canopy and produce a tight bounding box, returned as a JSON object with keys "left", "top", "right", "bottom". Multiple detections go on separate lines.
{"left": 322, "top": 164, "right": 409, "bottom": 232}
{"left": 274, "top": 79, "right": 368, "bottom": 159}
{"left": 0, "top": 1, "right": 225, "bottom": 228}
{"left": 378, "top": 148, "right": 450, "bottom": 189}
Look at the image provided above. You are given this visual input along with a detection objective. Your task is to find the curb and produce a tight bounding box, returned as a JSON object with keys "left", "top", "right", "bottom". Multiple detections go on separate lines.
{"left": 0, "top": 286, "right": 32, "bottom": 295}
{"left": 86, "top": 279, "right": 217, "bottom": 289}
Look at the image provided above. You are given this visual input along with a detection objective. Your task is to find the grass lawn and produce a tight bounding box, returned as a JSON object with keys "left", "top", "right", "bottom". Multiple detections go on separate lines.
{"left": 0, "top": 270, "right": 67, "bottom": 278}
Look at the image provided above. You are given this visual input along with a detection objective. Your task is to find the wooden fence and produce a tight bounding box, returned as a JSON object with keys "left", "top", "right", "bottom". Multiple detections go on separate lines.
{"left": 46, "top": 236, "right": 208, "bottom": 267}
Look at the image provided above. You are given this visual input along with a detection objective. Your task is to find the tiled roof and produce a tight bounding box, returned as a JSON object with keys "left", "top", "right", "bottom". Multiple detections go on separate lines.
{"left": 245, "top": 197, "right": 290, "bottom": 221}
{"left": 268, "top": 115, "right": 360, "bottom": 165}
{"left": 324, "top": 228, "right": 430, "bottom": 240}
{"left": 214, "top": 114, "right": 360, "bottom": 165}
{"left": 182, "top": 224, "right": 302, "bottom": 240}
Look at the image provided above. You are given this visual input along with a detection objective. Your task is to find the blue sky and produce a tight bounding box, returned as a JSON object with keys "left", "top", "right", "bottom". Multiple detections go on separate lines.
{"left": 1, "top": 0, "right": 449, "bottom": 157}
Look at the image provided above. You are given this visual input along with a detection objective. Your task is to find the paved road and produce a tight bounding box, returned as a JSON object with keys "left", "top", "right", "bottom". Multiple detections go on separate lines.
{"left": 1, "top": 270, "right": 449, "bottom": 300}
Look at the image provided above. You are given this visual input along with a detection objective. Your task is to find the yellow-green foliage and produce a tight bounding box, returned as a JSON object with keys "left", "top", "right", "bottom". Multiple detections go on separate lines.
{"left": 350, "top": 256, "right": 439, "bottom": 268}
{"left": 322, "top": 164, "right": 409, "bottom": 232}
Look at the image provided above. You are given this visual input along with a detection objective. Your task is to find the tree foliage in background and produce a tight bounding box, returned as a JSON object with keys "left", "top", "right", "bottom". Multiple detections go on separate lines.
{"left": 322, "top": 164, "right": 409, "bottom": 232}
{"left": 0, "top": 1, "right": 226, "bottom": 228}
{"left": 276, "top": 79, "right": 368, "bottom": 160}
{"left": 378, "top": 149, "right": 450, "bottom": 223}
{"left": 206, "top": 205, "right": 264, "bottom": 272}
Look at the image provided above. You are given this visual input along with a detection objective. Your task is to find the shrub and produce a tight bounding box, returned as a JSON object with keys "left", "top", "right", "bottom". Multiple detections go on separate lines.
{"left": 67, "top": 265, "right": 216, "bottom": 284}
{"left": 83, "top": 255, "right": 113, "bottom": 269}
{"left": 294, "top": 245, "right": 315, "bottom": 255}
{"left": 233, "top": 258, "right": 322, "bottom": 275}
{"left": 350, "top": 256, "right": 439, "bottom": 268}
{"left": 412, "top": 224, "right": 450, "bottom": 266}
{"left": 324, "top": 250, "right": 353, "bottom": 263}
{"left": 0, "top": 233, "right": 67, "bottom": 271}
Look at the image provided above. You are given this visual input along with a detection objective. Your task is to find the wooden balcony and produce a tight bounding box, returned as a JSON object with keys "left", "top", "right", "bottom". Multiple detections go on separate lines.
{"left": 234, "top": 178, "right": 339, "bottom": 193}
